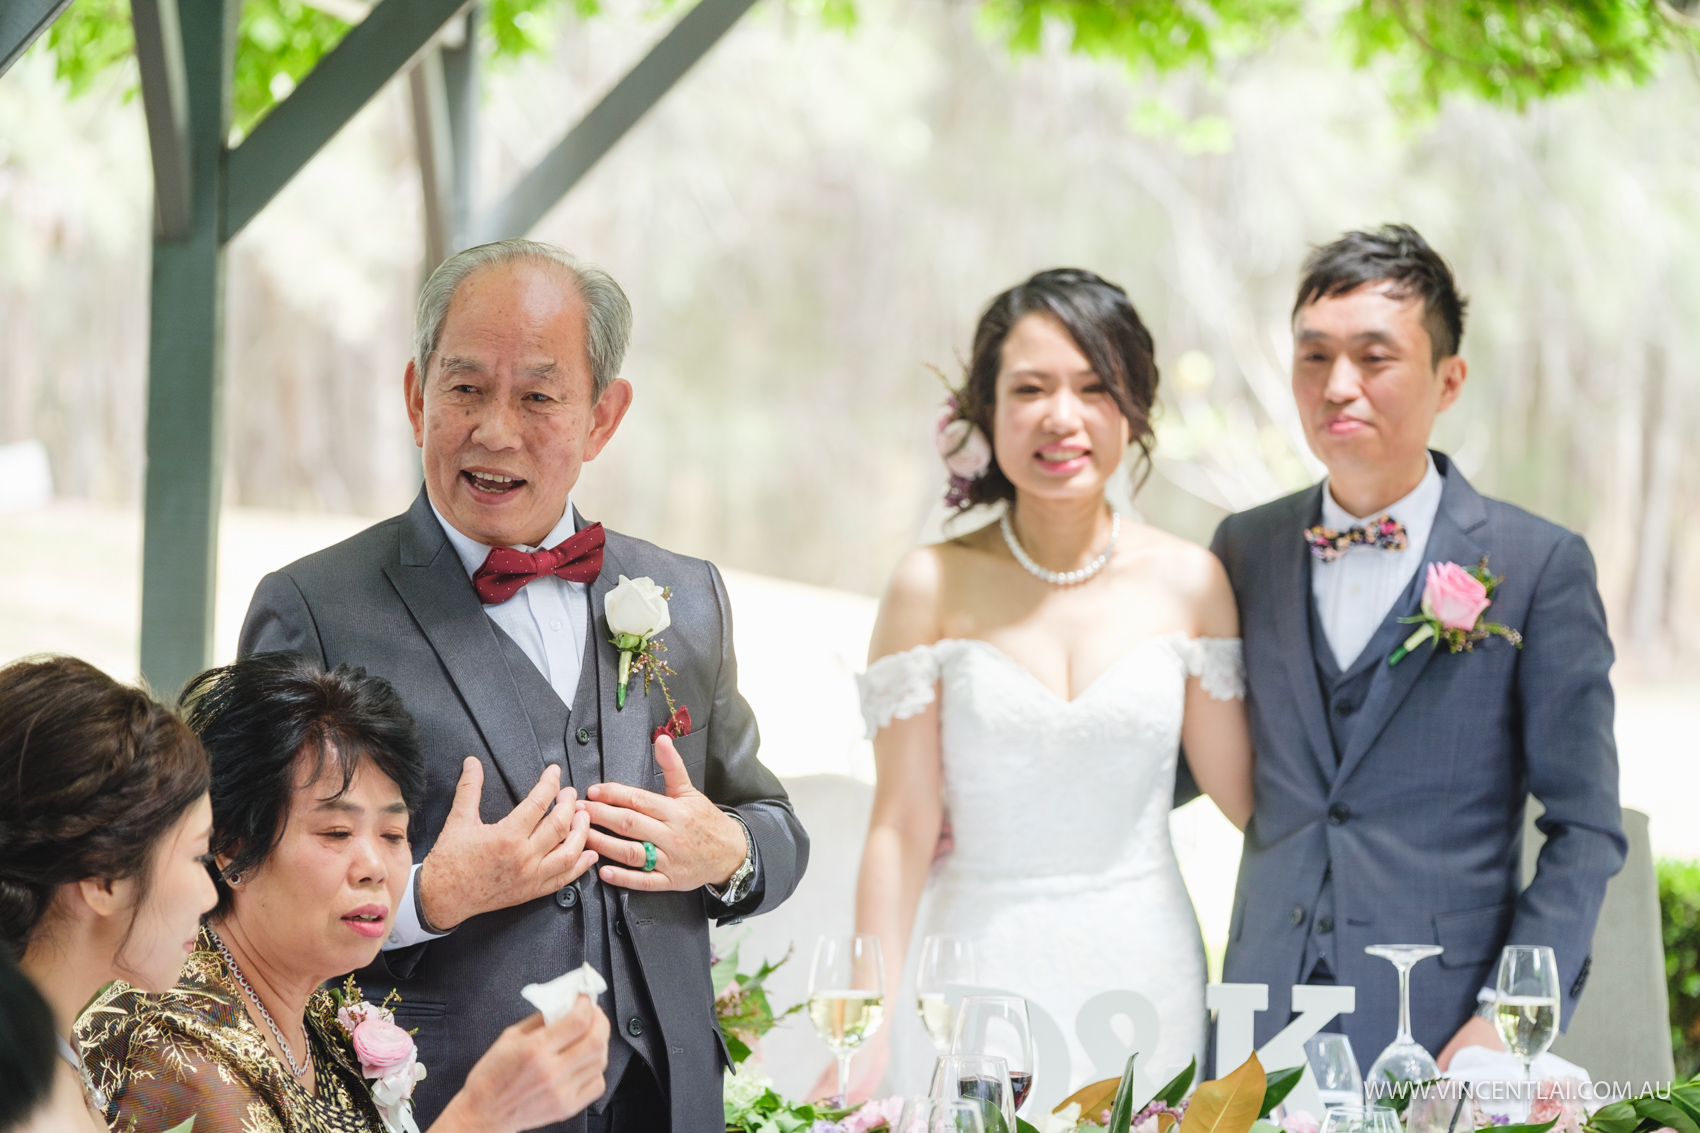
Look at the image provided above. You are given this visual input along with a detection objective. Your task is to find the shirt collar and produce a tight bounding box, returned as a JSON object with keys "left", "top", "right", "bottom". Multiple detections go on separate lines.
{"left": 1320, "top": 453, "right": 1442, "bottom": 533}
{"left": 428, "top": 495, "right": 578, "bottom": 581}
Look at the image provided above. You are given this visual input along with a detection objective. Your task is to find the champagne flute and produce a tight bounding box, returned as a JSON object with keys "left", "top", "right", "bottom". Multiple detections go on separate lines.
{"left": 1305, "top": 1033, "right": 1364, "bottom": 1109}
{"left": 1493, "top": 945, "right": 1561, "bottom": 1119}
{"left": 1363, "top": 944, "right": 1444, "bottom": 1097}
{"left": 918, "top": 936, "right": 976, "bottom": 1053}
{"left": 932, "top": 1054, "right": 1015, "bottom": 1133}
{"left": 809, "top": 934, "right": 886, "bottom": 1106}
{"left": 951, "top": 996, "right": 1034, "bottom": 1113}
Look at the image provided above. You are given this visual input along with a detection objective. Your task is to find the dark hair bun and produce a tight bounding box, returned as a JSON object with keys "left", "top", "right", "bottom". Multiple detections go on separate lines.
{"left": 0, "top": 656, "right": 209, "bottom": 956}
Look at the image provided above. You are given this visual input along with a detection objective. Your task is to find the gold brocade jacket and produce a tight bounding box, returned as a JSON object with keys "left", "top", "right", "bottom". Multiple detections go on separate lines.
{"left": 75, "top": 929, "right": 382, "bottom": 1133}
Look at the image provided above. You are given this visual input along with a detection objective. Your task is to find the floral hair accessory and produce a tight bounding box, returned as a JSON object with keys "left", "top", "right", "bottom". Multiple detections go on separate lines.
{"left": 1389, "top": 556, "right": 1523, "bottom": 665}
{"left": 935, "top": 394, "right": 992, "bottom": 509}
{"left": 333, "top": 982, "right": 426, "bottom": 1133}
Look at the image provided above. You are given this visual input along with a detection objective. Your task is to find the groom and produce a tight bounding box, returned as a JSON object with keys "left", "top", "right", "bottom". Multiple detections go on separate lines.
{"left": 239, "top": 240, "right": 808, "bottom": 1131}
{"left": 1212, "top": 226, "right": 1624, "bottom": 1071}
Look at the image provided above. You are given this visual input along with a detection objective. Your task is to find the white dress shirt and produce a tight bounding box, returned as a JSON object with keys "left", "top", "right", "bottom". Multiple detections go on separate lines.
{"left": 1311, "top": 455, "right": 1444, "bottom": 671}
{"left": 386, "top": 499, "right": 590, "bottom": 949}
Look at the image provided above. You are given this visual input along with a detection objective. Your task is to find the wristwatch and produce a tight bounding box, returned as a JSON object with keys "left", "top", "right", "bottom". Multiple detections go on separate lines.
{"left": 707, "top": 814, "right": 757, "bottom": 906}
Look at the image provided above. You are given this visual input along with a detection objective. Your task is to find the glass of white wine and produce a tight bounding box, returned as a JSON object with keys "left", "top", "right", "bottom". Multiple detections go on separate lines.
{"left": 1493, "top": 945, "right": 1561, "bottom": 1117}
{"left": 918, "top": 936, "right": 976, "bottom": 1053}
{"left": 810, "top": 934, "right": 886, "bottom": 1106}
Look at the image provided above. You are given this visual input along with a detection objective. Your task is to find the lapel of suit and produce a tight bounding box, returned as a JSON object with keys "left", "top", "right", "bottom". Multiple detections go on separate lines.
{"left": 1271, "top": 483, "right": 1338, "bottom": 784}
{"left": 1332, "top": 453, "right": 1489, "bottom": 789}
{"left": 584, "top": 515, "right": 658, "bottom": 788}
{"left": 382, "top": 489, "right": 547, "bottom": 802}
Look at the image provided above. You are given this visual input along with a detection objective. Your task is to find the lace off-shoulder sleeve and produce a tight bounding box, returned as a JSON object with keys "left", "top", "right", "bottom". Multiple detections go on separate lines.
{"left": 856, "top": 644, "right": 943, "bottom": 739}
{"left": 1183, "top": 636, "right": 1245, "bottom": 701}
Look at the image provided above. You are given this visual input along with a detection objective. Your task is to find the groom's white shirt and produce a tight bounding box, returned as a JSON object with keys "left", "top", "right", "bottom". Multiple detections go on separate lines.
{"left": 1312, "top": 454, "right": 1443, "bottom": 670}
{"left": 385, "top": 499, "right": 590, "bottom": 949}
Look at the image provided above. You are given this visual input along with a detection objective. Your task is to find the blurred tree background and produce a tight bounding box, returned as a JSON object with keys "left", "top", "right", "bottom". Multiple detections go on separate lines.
{"left": 1, "top": 0, "right": 1698, "bottom": 668}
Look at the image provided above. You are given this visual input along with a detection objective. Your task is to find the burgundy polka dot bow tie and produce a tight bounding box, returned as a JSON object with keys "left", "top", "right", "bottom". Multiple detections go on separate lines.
{"left": 471, "top": 523, "right": 606, "bottom": 604}
{"left": 1303, "top": 515, "right": 1408, "bottom": 562}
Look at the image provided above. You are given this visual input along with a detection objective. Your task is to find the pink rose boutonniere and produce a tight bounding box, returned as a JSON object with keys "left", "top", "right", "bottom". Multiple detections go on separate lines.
{"left": 335, "top": 983, "right": 427, "bottom": 1133}
{"left": 1388, "top": 556, "right": 1523, "bottom": 665}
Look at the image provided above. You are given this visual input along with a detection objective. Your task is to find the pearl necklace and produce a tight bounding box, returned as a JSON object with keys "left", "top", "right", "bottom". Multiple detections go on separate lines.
{"left": 210, "top": 929, "right": 312, "bottom": 1078}
{"left": 1000, "top": 509, "right": 1121, "bottom": 586}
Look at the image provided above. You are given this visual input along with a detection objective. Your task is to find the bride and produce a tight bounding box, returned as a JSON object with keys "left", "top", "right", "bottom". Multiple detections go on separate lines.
{"left": 848, "top": 268, "right": 1254, "bottom": 1102}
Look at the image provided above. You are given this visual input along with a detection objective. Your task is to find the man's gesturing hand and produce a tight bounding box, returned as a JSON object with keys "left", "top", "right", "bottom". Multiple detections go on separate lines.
{"left": 420, "top": 759, "right": 599, "bottom": 931}
{"left": 583, "top": 735, "right": 748, "bottom": 892}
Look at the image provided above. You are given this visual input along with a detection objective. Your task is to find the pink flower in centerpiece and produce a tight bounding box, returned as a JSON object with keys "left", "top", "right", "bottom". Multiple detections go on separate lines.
{"left": 1528, "top": 1079, "right": 1588, "bottom": 1133}
{"left": 1279, "top": 1111, "right": 1320, "bottom": 1133}
{"left": 352, "top": 1012, "right": 416, "bottom": 1078}
{"left": 1422, "top": 562, "right": 1491, "bottom": 631}
{"left": 845, "top": 1097, "right": 905, "bottom": 1133}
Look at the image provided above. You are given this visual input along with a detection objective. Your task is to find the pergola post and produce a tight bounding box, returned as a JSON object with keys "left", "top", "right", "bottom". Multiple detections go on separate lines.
{"left": 138, "top": 0, "right": 236, "bottom": 694}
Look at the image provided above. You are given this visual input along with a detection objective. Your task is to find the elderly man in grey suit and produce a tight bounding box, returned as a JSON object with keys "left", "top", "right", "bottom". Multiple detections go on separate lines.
{"left": 1211, "top": 225, "right": 1625, "bottom": 1076}
{"left": 239, "top": 239, "right": 808, "bottom": 1131}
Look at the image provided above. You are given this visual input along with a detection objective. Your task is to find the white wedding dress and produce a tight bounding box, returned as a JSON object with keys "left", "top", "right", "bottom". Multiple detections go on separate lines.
{"left": 858, "top": 633, "right": 1244, "bottom": 1103}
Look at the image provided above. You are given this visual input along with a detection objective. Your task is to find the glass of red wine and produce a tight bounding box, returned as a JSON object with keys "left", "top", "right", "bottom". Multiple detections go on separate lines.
{"left": 950, "top": 996, "right": 1034, "bottom": 1116}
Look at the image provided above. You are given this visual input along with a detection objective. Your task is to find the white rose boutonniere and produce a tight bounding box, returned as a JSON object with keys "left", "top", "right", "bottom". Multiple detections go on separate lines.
{"left": 605, "top": 576, "right": 682, "bottom": 725}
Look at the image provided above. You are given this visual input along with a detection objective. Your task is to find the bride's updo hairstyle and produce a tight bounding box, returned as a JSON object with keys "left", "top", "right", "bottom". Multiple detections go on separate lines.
{"left": 0, "top": 656, "right": 209, "bottom": 958}
{"left": 954, "top": 268, "right": 1159, "bottom": 508}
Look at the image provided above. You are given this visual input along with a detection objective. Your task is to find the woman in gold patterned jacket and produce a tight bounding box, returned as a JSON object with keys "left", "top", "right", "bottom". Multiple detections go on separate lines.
{"left": 78, "top": 653, "right": 610, "bottom": 1133}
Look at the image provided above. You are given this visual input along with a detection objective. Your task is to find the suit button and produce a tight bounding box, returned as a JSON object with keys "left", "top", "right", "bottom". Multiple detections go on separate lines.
{"left": 627, "top": 1017, "right": 644, "bottom": 1037}
{"left": 1334, "top": 701, "right": 1355, "bottom": 717}
{"left": 1289, "top": 905, "right": 1306, "bottom": 927}
{"left": 615, "top": 917, "right": 628, "bottom": 937}
{"left": 1316, "top": 916, "right": 1335, "bottom": 935}
{"left": 556, "top": 886, "right": 579, "bottom": 908}
{"left": 1327, "top": 803, "right": 1350, "bottom": 826}
{"left": 576, "top": 727, "right": 592, "bottom": 745}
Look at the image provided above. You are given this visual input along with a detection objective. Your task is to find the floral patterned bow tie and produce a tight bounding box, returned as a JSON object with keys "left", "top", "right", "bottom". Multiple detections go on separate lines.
{"left": 1304, "top": 515, "right": 1408, "bottom": 562}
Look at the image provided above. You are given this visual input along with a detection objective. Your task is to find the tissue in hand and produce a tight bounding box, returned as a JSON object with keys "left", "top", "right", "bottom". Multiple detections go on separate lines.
{"left": 521, "top": 963, "right": 609, "bottom": 1024}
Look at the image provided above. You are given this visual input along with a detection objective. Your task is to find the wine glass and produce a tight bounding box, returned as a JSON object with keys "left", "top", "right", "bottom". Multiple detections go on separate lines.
{"left": 932, "top": 1054, "right": 1015, "bottom": 1133}
{"left": 951, "top": 996, "right": 1034, "bottom": 1114}
{"left": 1363, "top": 944, "right": 1444, "bottom": 1097}
{"left": 1304, "top": 1032, "right": 1364, "bottom": 1109}
{"left": 809, "top": 934, "right": 886, "bottom": 1106}
{"left": 1320, "top": 1106, "right": 1402, "bottom": 1133}
{"left": 899, "top": 1097, "right": 989, "bottom": 1133}
{"left": 918, "top": 936, "right": 976, "bottom": 1053}
{"left": 1493, "top": 945, "right": 1561, "bottom": 1118}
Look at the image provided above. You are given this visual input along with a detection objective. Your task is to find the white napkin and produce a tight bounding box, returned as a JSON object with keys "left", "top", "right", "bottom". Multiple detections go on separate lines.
{"left": 521, "top": 962, "right": 609, "bottom": 1024}
{"left": 1442, "top": 1045, "right": 1596, "bottom": 1119}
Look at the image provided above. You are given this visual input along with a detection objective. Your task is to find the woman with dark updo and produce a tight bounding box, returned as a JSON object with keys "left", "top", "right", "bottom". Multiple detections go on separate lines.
{"left": 0, "top": 654, "right": 217, "bottom": 1133}
{"left": 79, "top": 652, "right": 609, "bottom": 1133}
{"left": 842, "top": 270, "right": 1255, "bottom": 1103}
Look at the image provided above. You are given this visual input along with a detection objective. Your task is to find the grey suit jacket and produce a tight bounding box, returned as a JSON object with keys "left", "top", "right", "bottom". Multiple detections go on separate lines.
{"left": 1212, "top": 453, "right": 1624, "bottom": 1064}
{"left": 238, "top": 489, "right": 808, "bottom": 1131}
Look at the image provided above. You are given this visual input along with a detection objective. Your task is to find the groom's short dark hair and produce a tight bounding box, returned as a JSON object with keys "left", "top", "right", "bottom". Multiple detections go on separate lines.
{"left": 1294, "top": 224, "right": 1468, "bottom": 365}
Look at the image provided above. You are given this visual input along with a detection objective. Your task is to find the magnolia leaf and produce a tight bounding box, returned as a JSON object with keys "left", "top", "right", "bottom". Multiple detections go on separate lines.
{"left": 1634, "top": 1099, "right": 1700, "bottom": 1133}
{"left": 1018, "top": 1121, "right": 1044, "bottom": 1133}
{"left": 1056, "top": 1077, "right": 1121, "bottom": 1118}
{"left": 1178, "top": 1052, "right": 1266, "bottom": 1133}
{"left": 1260, "top": 1065, "right": 1304, "bottom": 1118}
{"left": 1107, "top": 1054, "right": 1141, "bottom": 1133}
{"left": 1157, "top": 1058, "right": 1197, "bottom": 1106}
{"left": 1159, "top": 1114, "right": 1179, "bottom": 1133}
{"left": 1668, "top": 1091, "right": 1700, "bottom": 1129}
{"left": 162, "top": 1121, "right": 195, "bottom": 1133}
{"left": 1587, "top": 1099, "right": 1640, "bottom": 1133}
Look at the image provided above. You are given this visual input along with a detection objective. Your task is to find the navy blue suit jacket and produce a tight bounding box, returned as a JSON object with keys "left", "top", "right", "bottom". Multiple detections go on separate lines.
{"left": 1211, "top": 453, "right": 1624, "bottom": 1064}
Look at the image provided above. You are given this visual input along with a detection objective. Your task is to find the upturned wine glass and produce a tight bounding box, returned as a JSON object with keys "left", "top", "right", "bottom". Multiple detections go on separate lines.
{"left": 1363, "top": 944, "right": 1444, "bottom": 1097}
{"left": 917, "top": 936, "right": 976, "bottom": 1053}
{"left": 809, "top": 934, "right": 886, "bottom": 1106}
{"left": 1493, "top": 945, "right": 1561, "bottom": 1118}
{"left": 950, "top": 996, "right": 1034, "bottom": 1115}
